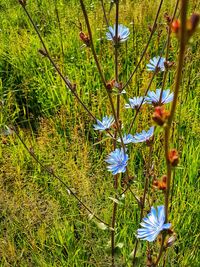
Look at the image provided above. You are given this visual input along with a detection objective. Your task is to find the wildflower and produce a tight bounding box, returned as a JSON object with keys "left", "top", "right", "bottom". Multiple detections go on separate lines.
{"left": 125, "top": 97, "right": 145, "bottom": 109}
{"left": 93, "top": 116, "right": 114, "bottom": 131}
{"left": 152, "top": 106, "right": 170, "bottom": 126}
{"left": 106, "top": 24, "right": 130, "bottom": 43}
{"left": 117, "top": 134, "right": 134, "bottom": 145}
{"left": 147, "top": 57, "right": 165, "bottom": 72}
{"left": 137, "top": 205, "right": 171, "bottom": 242}
{"left": 105, "top": 148, "right": 128, "bottom": 175}
{"left": 132, "top": 127, "right": 154, "bottom": 143}
{"left": 145, "top": 89, "right": 174, "bottom": 106}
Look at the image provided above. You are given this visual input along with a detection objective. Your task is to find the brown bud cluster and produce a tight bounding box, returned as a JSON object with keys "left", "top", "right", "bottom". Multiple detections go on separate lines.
{"left": 164, "top": 13, "right": 172, "bottom": 25}
{"left": 106, "top": 79, "right": 116, "bottom": 92}
{"left": 79, "top": 32, "right": 90, "bottom": 47}
{"left": 168, "top": 149, "right": 179, "bottom": 166}
{"left": 152, "top": 106, "right": 170, "bottom": 126}
{"left": 153, "top": 175, "right": 167, "bottom": 191}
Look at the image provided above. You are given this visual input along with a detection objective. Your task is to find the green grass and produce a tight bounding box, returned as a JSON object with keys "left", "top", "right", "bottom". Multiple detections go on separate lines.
{"left": 0, "top": 0, "right": 200, "bottom": 266}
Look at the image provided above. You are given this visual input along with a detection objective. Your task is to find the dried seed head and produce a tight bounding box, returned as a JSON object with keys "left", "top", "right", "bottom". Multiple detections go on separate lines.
{"left": 153, "top": 175, "right": 167, "bottom": 191}
{"left": 152, "top": 106, "right": 170, "bottom": 126}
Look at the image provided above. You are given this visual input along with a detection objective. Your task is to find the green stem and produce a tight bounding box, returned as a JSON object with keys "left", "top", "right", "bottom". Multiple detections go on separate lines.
{"left": 154, "top": 0, "right": 188, "bottom": 265}
{"left": 122, "top": 0, "right": 164, "bottom": 90}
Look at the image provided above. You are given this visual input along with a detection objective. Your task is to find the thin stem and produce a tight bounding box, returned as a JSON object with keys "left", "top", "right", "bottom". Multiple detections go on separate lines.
{"left": 18, "top": 2, "right": 115, "bottom": 139}
{"left": 54, "top": 0, "right": 65, "bottom": 63}
{"left": 132, "top": 144, "right": 154, "bottom": 265}
{"left": 122, "top": 0, "right": 164, "bottom": 90}
{"left": 165, "top": 0, "right": 188, "bottom": 222}
{"left": 20, "top": 3, "right": 96, "bottom": 121}
{"left": 111, "top": 2, "right": 120, "bottom": 264}
{"left": 128, "top": 48, "right": 166, "bottom": 134}
{"left": 155, "top": 0, "right": 188, "bottom": 265}
{"left": 79, "top": 0, "right": 126, "bottom": 150}
{"left": 13, "top": 128, "right": 110, "bottom": 226}
{"left": 100, "top": 0, "right": 110, "bottom": 28}
{"left": 159, "top": 0, "right": 180, "bottom": 103}
{"left": 115, "top": 0, "right": 120, "bottom": 118}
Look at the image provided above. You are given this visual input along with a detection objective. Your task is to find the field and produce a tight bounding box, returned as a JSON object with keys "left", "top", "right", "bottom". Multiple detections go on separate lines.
{"left": 0, "top": 0, "right": 199, "bottom": 266}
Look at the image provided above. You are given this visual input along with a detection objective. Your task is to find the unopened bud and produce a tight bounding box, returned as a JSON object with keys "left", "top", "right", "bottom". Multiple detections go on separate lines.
{"left": 164, "top": 13, "right": 172, "bottom": 25}
{"left": 166, "top": 234, "right": 176, "bottom": 247}
{"left": 187, "top": 13, "right": 200, "bottom": 37}
{"left": 153, "top": 175, "right": 167, "bottom": 191}
{"left": 38, "top": 49, "right": 47, "bottom": 57}
{"left": 171, "top": 19, "right": 180, "bottom": 34}
{"left": 18, "top": 0, "right": 27, "bottom": 6}
{"left": 164, "top": 61, "right": 175, "bottom": 69}
{"left": 106, "top": 79, "right": 115, "bottom": 92}
{"left": 152, "top": 106, "right": 170, "bottom": 126}
{"left": 168, "top": 149, "right": 179, "bottom": 166}
{"left": 79, "top": 31, "right": 90, "bottom": 47}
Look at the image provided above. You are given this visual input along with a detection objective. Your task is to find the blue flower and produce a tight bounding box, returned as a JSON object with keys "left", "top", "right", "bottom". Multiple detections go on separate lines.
{"left": 105, "top": 148, "right": 128, "bottom": 175}
{"left": 93, "top": 116, "right": 114, "bottom": 131}
{"left": 125, "top": 97, "right": 145, "bottom": 109}
{"left": 147, "top": 57, "right": 165, "bottom": 72}
{"left": 106, "top": 24, "right": 130, "bottom": 43}
{"left": 136, "top": 205, "right": 171, "bottom": 242}
{"left": 132, "top": 126, "right": 154, "bottom": 143}
{"left": 145, "top": 89, "right": 174, "bottom": 106}
{"left": 117, "top": 134, "right": 134, "bottom": 145}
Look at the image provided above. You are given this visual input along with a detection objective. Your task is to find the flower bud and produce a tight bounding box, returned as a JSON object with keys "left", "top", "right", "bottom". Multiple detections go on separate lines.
{"left": 152, "top": 106, "right": 170, "bottom": 126}
{"left": 168, "top": 149, "right": 179, "bottom": 166}
{"left": 79, "top": 31, "right": 90, "bottom": 47}
{"left": 38, "top": 49, "right": 47, "bottom": 57}
{"left": 187, "top": 13, "right": 200, "bottom": 37}
{"left": 18, "top": 0, "right": 27, "bottom": 6}
{"left": 166, "top": 234, "right": 176, "bottom": 247}
{"left": 106, "top": 79, "right": 115, "bottom": 92}
{"left": 171, "top": 19, "right": 180, "bottom": 34}
{"left": 153, "top": 175, "right": 167, "bottom": 191}
{"left": 164, "top": 13, "right": 172, "bottom": 25}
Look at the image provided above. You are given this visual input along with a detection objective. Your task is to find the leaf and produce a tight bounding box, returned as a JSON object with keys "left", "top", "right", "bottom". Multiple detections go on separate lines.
{"left": 96, "top": 222, "right": 108, "bottom": 230}
{"left": 108, "top": 197, "right": 122, "bottom": 205}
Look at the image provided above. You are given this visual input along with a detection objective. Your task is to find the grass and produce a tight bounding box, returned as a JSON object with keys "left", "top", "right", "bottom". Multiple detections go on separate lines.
{"left": 0, "top": 0, "right": 200, "bottom": 266}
